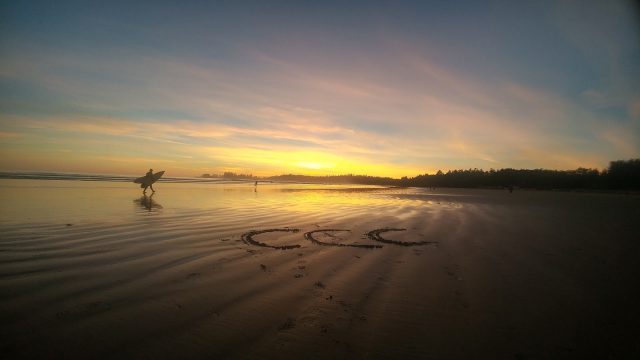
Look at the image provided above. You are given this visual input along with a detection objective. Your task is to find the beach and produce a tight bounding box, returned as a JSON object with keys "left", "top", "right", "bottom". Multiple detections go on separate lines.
{"left": 1, "top": 178, "right": 639, "bottom": 359}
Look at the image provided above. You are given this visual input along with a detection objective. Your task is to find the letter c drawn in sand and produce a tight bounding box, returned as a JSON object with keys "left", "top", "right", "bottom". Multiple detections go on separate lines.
{"left": 241, "top": 228, "right": 301, "bottom": 250}
{"left": 304, "top": 229, "right": 383, "bottom": 249}
{"left": 366, "top": 228, "right": 438, "bottom": 247}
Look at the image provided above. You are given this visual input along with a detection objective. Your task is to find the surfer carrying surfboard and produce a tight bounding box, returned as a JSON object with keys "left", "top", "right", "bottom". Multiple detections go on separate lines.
{"left": 133, "top": 169, "right": 165, "bottom": 194}
{"left": 144, "top": 169, "right": 155, "bottom": 194}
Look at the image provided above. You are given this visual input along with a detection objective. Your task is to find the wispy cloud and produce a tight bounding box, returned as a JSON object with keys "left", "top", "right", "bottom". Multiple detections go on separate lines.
{"left": 1, "top": 0, "right": 638, "bottom": 176}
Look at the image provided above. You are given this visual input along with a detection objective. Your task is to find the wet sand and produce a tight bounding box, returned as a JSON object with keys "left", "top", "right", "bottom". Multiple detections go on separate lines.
{"left": 1, "top": 180, "right": 639, "bottom": 359}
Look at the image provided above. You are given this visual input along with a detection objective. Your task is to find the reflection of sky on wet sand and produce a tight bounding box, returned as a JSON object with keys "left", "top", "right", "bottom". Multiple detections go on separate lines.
{"left": 0, "top": 180, "right": 460, "bottom": 225}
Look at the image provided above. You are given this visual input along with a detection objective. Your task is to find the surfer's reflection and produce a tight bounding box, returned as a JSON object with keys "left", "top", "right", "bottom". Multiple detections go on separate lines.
{"left": 134, "top": 194, "right": 163, "bottom": 212}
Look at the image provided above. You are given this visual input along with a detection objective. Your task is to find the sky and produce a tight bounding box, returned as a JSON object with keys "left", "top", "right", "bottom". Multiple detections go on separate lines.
{"left": 1, "top": 0, "right": 639, "bottom": 177}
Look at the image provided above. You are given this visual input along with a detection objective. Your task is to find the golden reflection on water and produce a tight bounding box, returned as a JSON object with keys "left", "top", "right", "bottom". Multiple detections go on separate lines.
{"left": 0, "top": 179, "right": 456, "bottom": 224}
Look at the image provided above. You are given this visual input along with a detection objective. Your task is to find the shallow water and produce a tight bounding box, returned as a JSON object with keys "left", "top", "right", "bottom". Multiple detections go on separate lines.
{"left": 0, "top": 179, "right": 450, "bottom": 225}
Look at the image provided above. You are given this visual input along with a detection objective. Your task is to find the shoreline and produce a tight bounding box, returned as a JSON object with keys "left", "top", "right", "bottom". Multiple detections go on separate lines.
{"left": 2, "top": 171, "right": 639, "bottom": 195}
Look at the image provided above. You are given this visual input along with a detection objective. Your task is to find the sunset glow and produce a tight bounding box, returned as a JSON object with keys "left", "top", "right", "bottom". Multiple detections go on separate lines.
{"left": 1, "top": 1, "right": 638, "bottom": 177}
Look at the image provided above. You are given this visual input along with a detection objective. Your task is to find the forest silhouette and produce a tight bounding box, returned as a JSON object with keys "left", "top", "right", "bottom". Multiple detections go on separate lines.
{"left": 207, "top": 159, "right": 640, "bottom": 190}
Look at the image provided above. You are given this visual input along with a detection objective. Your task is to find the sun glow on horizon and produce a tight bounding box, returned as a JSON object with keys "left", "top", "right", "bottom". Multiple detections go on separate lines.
{"left": 295, "top": 161, "right": 332, "bottom": 170}
{"left": 0, "top": 1, "right": 637, "bottom": 177}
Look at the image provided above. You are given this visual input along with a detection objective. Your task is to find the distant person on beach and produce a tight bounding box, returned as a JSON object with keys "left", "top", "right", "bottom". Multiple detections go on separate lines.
{"left": 144, "top": 169, "right": 155, "bottom": 194}
{"left": 254, "top": 181, "right": 258, "bottom": 192}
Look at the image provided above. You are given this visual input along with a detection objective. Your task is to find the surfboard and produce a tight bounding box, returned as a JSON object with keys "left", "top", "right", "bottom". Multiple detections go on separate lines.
{"left": 134, "top": 171, "right": 165, "bottom": 187}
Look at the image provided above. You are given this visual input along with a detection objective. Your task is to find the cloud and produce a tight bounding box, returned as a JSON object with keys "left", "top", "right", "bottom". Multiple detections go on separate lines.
{"left": 629, "top": 97, "right": 640, "bottom": 119}
{"left": 1, "top": 26, "right": 638, "bottom": 177}
{"left": 0, "top": 131, "right": 22, "bottom": 138}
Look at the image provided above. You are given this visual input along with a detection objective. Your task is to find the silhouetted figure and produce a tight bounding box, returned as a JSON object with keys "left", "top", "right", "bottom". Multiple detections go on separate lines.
{"left": 254, "top": 181, "right": 258, "bottom": 192}
{"left": 133, "top": 169, "right": 164, "bottom": 193}
{"left": 508, "top": 185, "right": 514, "bottom": 193}
{"left": 143, "top": 169, "right": 155, "bottom": 194}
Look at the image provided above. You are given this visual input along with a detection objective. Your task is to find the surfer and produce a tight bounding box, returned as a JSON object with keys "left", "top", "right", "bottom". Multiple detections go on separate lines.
{"left": 144, "top": 169, "right": 155, "bottom": 194}
{"left": 134, "top": 169, "right": 164, "bottom": 194}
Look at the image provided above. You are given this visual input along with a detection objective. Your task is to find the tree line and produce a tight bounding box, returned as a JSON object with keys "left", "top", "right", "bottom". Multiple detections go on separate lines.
{"left": 405, "top": 159, "right": 639, "bottom": 190}
{"left": 201, "top": 172, "right": 257, "bottom": 179}
{"left": 203, "top": 158, "right": 640, "bottom": 190}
